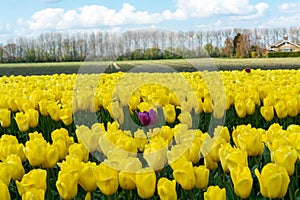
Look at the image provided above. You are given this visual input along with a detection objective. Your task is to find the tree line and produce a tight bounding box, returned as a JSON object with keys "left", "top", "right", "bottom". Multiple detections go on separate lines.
{"left": 0, "top": 27, "right": 300, "bottom": 63}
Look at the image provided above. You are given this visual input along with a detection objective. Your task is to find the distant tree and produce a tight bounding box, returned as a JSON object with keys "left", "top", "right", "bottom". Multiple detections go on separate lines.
{"left": 204, "top": 43, "right": 213, "bottom": 56}
{"left": 236, "top": 33, "right": 251, "bottom": 58}
{"left": 224, "top": 37, "right": 233, "bottom": 57}
{"left": 233, "top": 33, "right": 241, "bottom": 56}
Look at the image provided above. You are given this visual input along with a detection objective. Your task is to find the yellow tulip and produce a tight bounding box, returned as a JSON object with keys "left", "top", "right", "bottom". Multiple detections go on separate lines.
{"left": 213, "top": 126, "right": 230, "bottom": 143}
{"left": 52, "top": 139, "right": 68, "bottom": 161}
{"left": 16, "top": 169, "right": 47, "bottom": 196}
{"left": 59, "top": 107, "right": 73, "bottom": 126}
{"left": 15, "top": 112, "right": 30, "bottom": 132}
{"left": 118, "top": 157, "right": 142, "bottom": 190}
{"left": 201, "top": 134, "right": 226, "bottom": 162}
{"left": 76, "top": 125, "right": 101, "bottom": 153}
{"left": 24, "top": 137, "right": 47, "bottom": 167}
{"left": 144, "top": 137, "right": 168, "bottom": 171}
{"left": 22, "top": 188, "right": 45, "bottom": 200}
{"left": 157, "top": 178, "right": 177, "bottom": 200}
{"left": 56, "top": 171, "right": 79, "bottom": 200}
{"left": 260, "top": 106, "right": 274, "bottom": 121}
{"left": 134, "top": 129, "right": 148, "bottom": 152}
{"left": 0, "top": 108, "right": 11, "bottom": 128}
{"left": 287, "top": 98, "right": 298, "bottom": 117}
{"left": 225, "top": 147, "right": 248, "bottom": 173}
{"left": 234, "top": 100, "right": 246, "bottom": 118}
{"left": 4, "top": 154, "right": 25, "bottom": 181}
{"left": 232, "top": 125, "right": 264, "bottom": 156}
{"left": 95, "top": 162, "right": 119, "bottom": 196}
{"left": 271, "top": 145, "right": 298, "bottom": 176}
{"left": 135, "top": 167, "right": 156, "bottom": 199}
{"left": 274, "top": 100, "right": 287, "bottom": 119}
{"left": 245, "top": 98, "right": 255, "bottom": 115}
{"left": 255, "top": 163, "right": 290, "bottom": 198}
{"left": 8, "top": 97, "right": 18, "bottom": 112}
{"left": 203, "top": 97, "right": 212, "bottom": 113}
{"left": 79, "top": 162, "right": 98, "bottom": 192}
{"left": 51, "top": 128, "right": 70, "bottom": 141}
{"left": 0, "top": 135, "right": 26, "bottom": 162}
{"left": 38, "top": 99, "right": 50, "bottom": 116}
{"left": 163, "top": 104, "right": 176, "bottom": 124}
{"left": 177, "top": 111, "right": 192, "bottom": 129}
{"left": 0, "top": 163, "right": 11, "bottom": 186}
{"left": 43, "top": 144, "right": 59, "bottom": 169}
{"left": 47, "top": 102, "right": 60, "bottom": 121}
{"left": 173, "top": 161, "right": 195, "bottom": 190}
{"left": 230, "top": 165, "right": 253, "bottom": 199}
{"left": 204, "top": 186, "right": 226, "bottom": 200}
{"left": 129, "top": 94, "right": 140, "bottom": 110}
{"left": 0, "top": 179, "right": 10, "bottom": 200}
{"left": 67, "top": 143, "right": 89, "bottom": 162}
{"left": 26, "top": 108, "right": 39, "bottom": 128}
{"left": 204, "top": 154, "right": 218, "bottom": 171}
{"left": 194, "top": 165, "right": 209, "bottom": 190}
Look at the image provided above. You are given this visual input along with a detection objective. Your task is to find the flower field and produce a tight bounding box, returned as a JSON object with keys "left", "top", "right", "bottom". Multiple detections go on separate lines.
{"left": 0, "top": 69, "right": 300, "bottom": 199}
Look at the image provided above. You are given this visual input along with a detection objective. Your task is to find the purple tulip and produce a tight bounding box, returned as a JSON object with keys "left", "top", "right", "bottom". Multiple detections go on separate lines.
{"left": 138, "top": 109, "right": 158, "bottom": 126}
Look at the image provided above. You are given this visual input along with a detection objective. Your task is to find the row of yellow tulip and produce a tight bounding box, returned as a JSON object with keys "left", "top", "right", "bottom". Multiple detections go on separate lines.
{"left": 1, "top": 121, "right": 299, "bottom": 199}
{"left": 0, "top": 70, "right": 300, "bottom": 132}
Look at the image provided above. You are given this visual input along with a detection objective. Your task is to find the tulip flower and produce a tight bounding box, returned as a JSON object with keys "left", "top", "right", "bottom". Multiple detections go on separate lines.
{"left": 59, "top": 107, "right": 73, "bottom": 126}
{"left": 287, "top": 98, "right": 298, "bottom": 117}
{"left": 118, "top": 157, "right": 142, "bottom": 190}
{"left": 232, "top": 124, "right": 264, "bottom": 156}
{"left": 177, "top": 111, "right": 192, "bottom": 129}
{"left": 26, "top": 108, "right": 39, "bottom": 128}
{"left": 56, "top": 171, "right": 79, "bottom": 200}
{"left": 15, "top": 112, "right": 30, "bottom": 132}
{"left": 204, "top": 186, "right": 226, "bottom": 200}
{"left": 134, "top": 129, "right": 148, "bottom": 152}
{"left": 0, "top": 134, "right": 26, "bottom": 162}
{"left": 0, "top": 163, "right": 11, "bottom": 186}
{"left": 22, "top": 188, "right": 45, "bottom": 200}
{"left": 0, "top": 179, "right": 10, "bottom": 200}
{"left": 255, "top": 163, "right": 290, "bottom": 198}
{"left": 173, "top": 161, "right": 195, "bottom": 190}
{"left": 43, "top": 144, "right": 59, "bottom": 169}
{"left": 234, "top": 100, "right": 246, "bottom": 118}
{"left": 260, "top": 106, "right": 274, "bottom": 121}
{"left": 194, "top": 165, "right": 209, "bottom": 190}
{"left": 271, "top": 145, "right": 298, "bottom": 176}
{"left": 4, "top": 154, "right": 25, "bottom": 181}
{"left": 135, "top": 167, "right": 156, "bottom": 199}
{"left": 95, "top": 162, "right": 119, "bottom": 196}
{"left": 230, "top": 165, "right": 253, "bottom": 199}
{"left": 157, "top": 178, "right": 177, "bottom": 200}
{"left": 47, "top": 102, "right": 60, "bottom": 121}
{"left": 245, "top": 98, "right": 255, "bottom": 115}
{"left": 274, "top": 100, "right": 287, "bottom": 119}
{"left": 0, "top": 108, "right": 11, "bottom": 128}
{"left": 24, "top": 137, "right": 47, "bottom": 167}
{"left": 204, "top": 154, "right": 218, "bottom": 171}
{"left": 138, "top": 109, "right": 158, "bottom": 126}
{"left": 16, "top": 169, "right": 47, "bottom": 196}
{"left": 67, "top": 143, "right": 89, "bottom": 163}
{"left": 213, "top": 126, "right": 230, "bottom": 143}
{"left": 79, "top": 162, "right": 98, "bottom": 192}
{"left": 163, "top": 104, "right": 176, "bottom": 124}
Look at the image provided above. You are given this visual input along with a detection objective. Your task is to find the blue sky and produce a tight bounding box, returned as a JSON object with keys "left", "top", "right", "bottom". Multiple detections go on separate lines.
{"left": 1, "top": 0, "right": 300, "bottom": 43}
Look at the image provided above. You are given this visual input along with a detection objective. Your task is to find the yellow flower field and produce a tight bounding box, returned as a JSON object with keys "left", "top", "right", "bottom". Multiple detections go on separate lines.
{"left": 0, "top": 69, "right": 299, "bottom": 199}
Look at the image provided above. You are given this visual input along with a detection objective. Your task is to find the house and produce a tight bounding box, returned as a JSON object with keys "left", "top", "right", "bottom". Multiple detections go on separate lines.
{"left": 266, "top": 35, "right": 300, "bottom": 52}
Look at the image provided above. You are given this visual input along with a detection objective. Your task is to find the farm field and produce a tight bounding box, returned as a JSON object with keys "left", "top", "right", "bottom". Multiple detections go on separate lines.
{"left": 1, "top": 57, "right": 300, "bottom": 76}
{"left": 0, "top": 59, "right": 300, "bottom": 199}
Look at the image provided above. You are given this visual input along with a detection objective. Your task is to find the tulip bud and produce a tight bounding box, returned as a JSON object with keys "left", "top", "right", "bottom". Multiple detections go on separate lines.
{"left": 16, "top": 169, "right": 47, "bottom": 196}
{"left": 173, "top": 161, "right": 195, "bottom": 190}
{"left": 230, "top": 165, "right": 253, "bottom": 199}
{"left": 194, "top": 165, "right": 209, "bottom": 190}
{"left": 260, "top": 106, "right": 274, "bottom": 121}
{"left": 15, "top": 112, "right": 30, "bottom": 132}
{"left": 0, "top": 179, "right": 10, "bottom": 200}
{"left": 255, "top": 163, "right": 290, "bottom": 198}
{"left": 157, "top": 178, "right": 177, "bottom": 200}
{"left": 95, "top": 162, "right": 119, "bottom": 196}
{"left": 0, "top": 108, "right": 11, "bottom": 128}
{"left": 204, "top": 186, "right": 226, "bottom": 200}
{"left": 4, "top": 154, "right": 25, "bottom": 181}
{"left": 163, "top": 104, "right": 176, "bottom": 124}
{"left": 26, "top": 108, "right": 39, "bottom": 128}
{"left": 79, "top": 162, "right": 98, "bottom": 192}
{"left": 135, "top": 167, "right": 156, "bottom": 199}
{"left": 56, "top": 171, "right": 79, "bottom": 200}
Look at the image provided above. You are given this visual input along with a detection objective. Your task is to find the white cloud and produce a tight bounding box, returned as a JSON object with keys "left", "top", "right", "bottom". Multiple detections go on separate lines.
{"left": 231, "top": 2, "right": 269, "bottom": 20}
{"left": 267, "top": 14, "right": 300, "bottom": 27}
{"left": 173, "top": 0, "right": 266, "bottom": 18}
{"left": 197, "top": 20, "right": 223, "bottom": 30}
{"left": 23, "top": 3, "right": 164, "bottom": 31}
{"left": 278, "top": 3, "right": 299, "bottom": 13}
